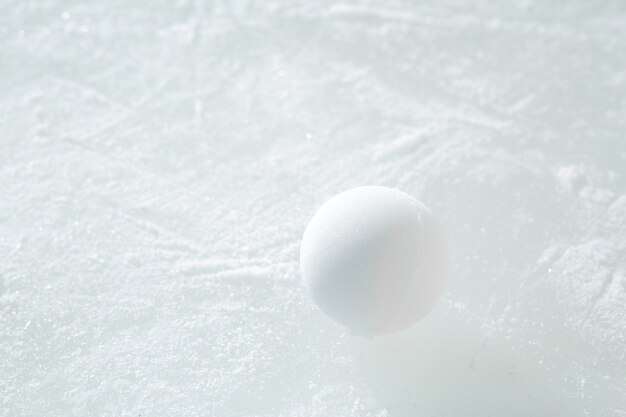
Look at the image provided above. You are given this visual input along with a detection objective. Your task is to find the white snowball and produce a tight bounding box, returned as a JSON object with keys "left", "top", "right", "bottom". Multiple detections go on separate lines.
{"left": 300, "top": 186, "right": 448, "bottom": 335}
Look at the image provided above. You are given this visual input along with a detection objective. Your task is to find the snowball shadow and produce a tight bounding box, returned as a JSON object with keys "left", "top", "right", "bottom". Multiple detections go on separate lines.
{"left": 350, "top": 307, "right": 590, "bottom": 417}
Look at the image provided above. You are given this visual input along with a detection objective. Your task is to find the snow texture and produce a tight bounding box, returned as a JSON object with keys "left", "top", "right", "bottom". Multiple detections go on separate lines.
{"left": 1, "top": 0, "right": 625, "bottom": 416}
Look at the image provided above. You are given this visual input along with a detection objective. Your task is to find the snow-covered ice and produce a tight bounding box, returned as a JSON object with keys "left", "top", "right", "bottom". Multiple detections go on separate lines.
{"left": 1, "top": 0, "right": 625, "bottom": 416}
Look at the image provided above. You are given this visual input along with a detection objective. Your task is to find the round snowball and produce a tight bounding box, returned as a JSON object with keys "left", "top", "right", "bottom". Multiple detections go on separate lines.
{"left": 300, "top": 186, "right": 448, "bottom": 336}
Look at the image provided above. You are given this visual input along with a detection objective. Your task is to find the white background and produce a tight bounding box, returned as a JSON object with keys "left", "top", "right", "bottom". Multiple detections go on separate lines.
{"left": 1, "top": 0, "right": 625, "bottom": 416}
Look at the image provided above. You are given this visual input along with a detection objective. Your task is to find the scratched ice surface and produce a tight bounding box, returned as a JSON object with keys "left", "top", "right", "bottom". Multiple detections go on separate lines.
{"left": 1, "top": 0, "right": 625, "bottom": 416}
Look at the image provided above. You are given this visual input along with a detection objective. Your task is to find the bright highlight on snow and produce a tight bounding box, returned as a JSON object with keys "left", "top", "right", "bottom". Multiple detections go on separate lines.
{"left": 300, "top": 186, "right": 448, "bottom": 335}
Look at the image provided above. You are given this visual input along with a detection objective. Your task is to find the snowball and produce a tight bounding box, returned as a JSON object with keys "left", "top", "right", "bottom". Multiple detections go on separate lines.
{"left": 300, "top": 186, "right": 448, "bottom": 335}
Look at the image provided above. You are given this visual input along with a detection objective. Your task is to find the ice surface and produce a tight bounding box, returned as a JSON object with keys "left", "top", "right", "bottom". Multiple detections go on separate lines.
{"left": 1, "top": 0, "right": 625, "bottom": 416}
